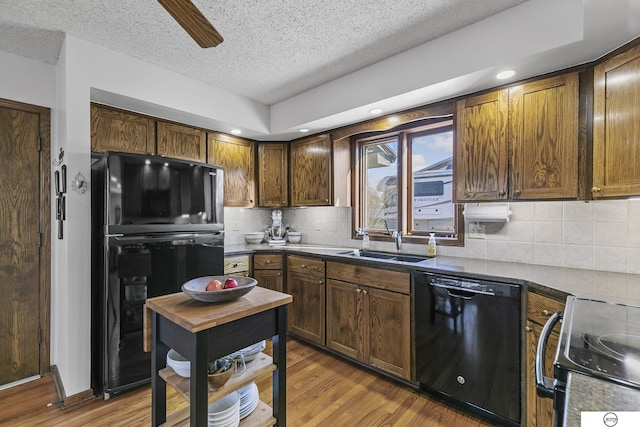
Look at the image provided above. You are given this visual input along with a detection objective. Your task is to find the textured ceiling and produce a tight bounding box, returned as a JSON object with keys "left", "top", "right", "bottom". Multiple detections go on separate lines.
{"left": 0, "top": 0, "right": 526, "bottom": 105}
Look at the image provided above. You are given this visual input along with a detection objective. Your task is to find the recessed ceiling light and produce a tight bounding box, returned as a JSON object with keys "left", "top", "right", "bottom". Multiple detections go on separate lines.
{"left": 299, "top": 128, "right": 309, "bottom": 133}
{"left": 370, "top": 108, "right": 383, "bottom": 115}
{"left": 230, "top": 129, "right": 242, "bottom": 135}
{"left": 496, "top": 69, "right": 516, "bottom": 80}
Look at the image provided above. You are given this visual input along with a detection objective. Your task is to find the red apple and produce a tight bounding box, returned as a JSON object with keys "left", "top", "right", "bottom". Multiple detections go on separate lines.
{"left": 224, "top": 278, "right": 239, "bottom": 289}
{"left": 205, "top": 279, "right": 223, "bottom": 291}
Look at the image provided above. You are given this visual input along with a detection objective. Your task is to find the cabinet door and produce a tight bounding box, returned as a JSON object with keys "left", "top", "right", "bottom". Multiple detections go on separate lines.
{"left": 290, "top": 134, "right": 332, "bottom": 206}
{"left": 525, "top": 320, "right": 558, "bottom": 427}
{"left": 593, "top": 43, "right": 640, "bottom": 198}
{"left": 254, "top": 269, "right": 283, "bottom": 292}
{"left": 208, "top": 133, "right": 256, "bottom": 207}
{"left": 366, "top": 287, "right": 411, "bottom": 380}
{"left": 326, "top": 279, "right": 364, "bottom": 360}
{"left": 258, "top": 143, "right": 288, "bottom": 207}
{"left": 156, "top": 121, "right": 206, "bottom": 162}
{"left": 454, "top": 90, "right": 509, "bottom": 201}
{"left": 510, "top": 73, "right": 579, "bottom": 199}
{"left": 287, "top": 271, "right": 325, "bottom": 345}
{"left": 90, "top": 104, "right": 155, "bottom": 154}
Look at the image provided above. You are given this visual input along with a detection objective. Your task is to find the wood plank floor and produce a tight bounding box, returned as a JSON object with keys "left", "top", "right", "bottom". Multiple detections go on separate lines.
{"left": 0, "top": 339, "right": 493, "bottom": 426}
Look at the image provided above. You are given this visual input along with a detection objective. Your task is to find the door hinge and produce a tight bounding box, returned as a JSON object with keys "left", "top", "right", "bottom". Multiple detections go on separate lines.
{"left": 38, "top": 232, "right": 42, "bottom": 248}
{"left": 37, "top": 137, "right": 42, "bottom": 152}
{"left": 38, "top": 328, "right": 42, "bottom": 344}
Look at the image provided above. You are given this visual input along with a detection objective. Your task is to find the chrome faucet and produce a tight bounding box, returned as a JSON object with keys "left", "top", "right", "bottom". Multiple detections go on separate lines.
{"left": 392, "top": 230, "right": 403, "bottom": 251}
{"left": 383, "top": 219, "right": 403, "bottom": 251}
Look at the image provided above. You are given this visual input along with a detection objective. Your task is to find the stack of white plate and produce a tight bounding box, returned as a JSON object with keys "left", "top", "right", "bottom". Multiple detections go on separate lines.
{"left": 208, "top": 391, "right": 240, "bottom": 427}
{"left": 238, "top": 382, "right": 260, "bottom": 420}
{"left": 166, "top": 349, "right": 190, "bottom": 378}
{"left": 231, "top": 340, "right": 266, "bottom": 363}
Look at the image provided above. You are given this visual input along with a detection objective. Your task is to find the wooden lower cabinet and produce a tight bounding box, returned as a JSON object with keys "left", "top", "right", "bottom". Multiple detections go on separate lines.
{"left": 286, "top": 255, "right": 326, "bottom": 345}
{"left": 253, "top": 254, "right": 283, "bottom": 292}
{"left": 224, "top": 255, "right": 250, "bottom": 277}
{"left": 525, "top": 292, "right": 565, "bottom": 427}
{"left": 326, "top": 262, "right": 411, "bottom": 381}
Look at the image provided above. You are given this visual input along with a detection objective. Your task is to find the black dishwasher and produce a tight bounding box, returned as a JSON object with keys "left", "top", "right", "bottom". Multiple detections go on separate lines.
{"left": 415, "top": 272, "right": 521, "bottom": 426}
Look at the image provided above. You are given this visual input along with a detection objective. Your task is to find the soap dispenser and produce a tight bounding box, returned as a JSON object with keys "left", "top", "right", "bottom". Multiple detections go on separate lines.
{"left": 427, "top": 233, "right": 436, "bottom": 256}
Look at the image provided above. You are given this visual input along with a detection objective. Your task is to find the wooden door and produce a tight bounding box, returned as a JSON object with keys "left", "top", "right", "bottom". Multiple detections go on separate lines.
{"left": 254, "top": 269, "right": 283, "bottom": 293}
{"left": 510, "top": 73, "right": 579, "bottom": 200}
{"left": 0, "top": 104, "right": 49, "bottom": 385}
{"left": 287, "top": 271, "right": 325, "bottom": 344}
{"left": 258, "top": 143, "right": 288, "bottom": 207}
{"left": 366, "top": 288, "right": 411, "bottom": 380}
{"left": 156, "top": 121, "right": 206, "bottom": 162}
{"left": 208, "top": 133, "right": 256, "bottom": 207}
{"left": 290, "top": 134, "right": 332, "bottom": 206}
{"left": 326, "top": 279, "right": 364, "bottom": 360}
{"left": 90, "top": 104, "right": 155, "bottom": 154}
{"left": 454, "top": 90, "right": 509, "bottom": 201}
{"left": 593, "top": 43, "right": 640, "bottom": 198}
{"left": 525, "top": 320, "right": 558, "bottom": 427}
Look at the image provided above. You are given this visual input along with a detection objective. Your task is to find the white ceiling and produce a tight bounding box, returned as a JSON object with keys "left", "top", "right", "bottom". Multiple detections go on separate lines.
{"left": 1, "top": 0, "right": 640, "bottom": 140}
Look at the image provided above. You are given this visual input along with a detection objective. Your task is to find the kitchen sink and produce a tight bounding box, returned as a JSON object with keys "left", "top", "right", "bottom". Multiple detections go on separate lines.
{"left": 338, "top": 250, "right": 428, "bottom": 263}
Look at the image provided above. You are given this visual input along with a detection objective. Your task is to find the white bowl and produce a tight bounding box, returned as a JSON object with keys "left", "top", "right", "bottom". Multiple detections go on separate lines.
{"left": 167, "top": 349, "right": 190, "bottom": 378}
{"left": 208, "top": 391, "right": 240, "bottom": 418}
{"left": 287, "top": 232, "right": 302, "bottom": 243}
{"left": 245, "top": 232, "right": 264, "bottom": 244}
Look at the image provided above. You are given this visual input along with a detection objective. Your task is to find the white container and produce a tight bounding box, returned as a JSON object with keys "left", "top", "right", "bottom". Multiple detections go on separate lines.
{"left": 245, "top": 232, "right": 264, "bottom": 244}
{"left": 287, "top": 231, "right": 302, "bottom": 243}
{"left": 427, "top": 233, "right": 437, "bottom": 256}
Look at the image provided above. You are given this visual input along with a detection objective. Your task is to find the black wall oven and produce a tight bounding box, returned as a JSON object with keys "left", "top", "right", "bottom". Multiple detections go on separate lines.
{"left": 91, "top": 152, "right": 225, "bottom": 398}
{"left": 415, "top": 272, "right": 521, "bottom": 426}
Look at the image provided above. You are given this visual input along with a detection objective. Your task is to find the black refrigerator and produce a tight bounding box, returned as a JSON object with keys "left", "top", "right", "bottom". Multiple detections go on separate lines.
{"left": 91, "top": 151, "right": 225, "bottom": 398}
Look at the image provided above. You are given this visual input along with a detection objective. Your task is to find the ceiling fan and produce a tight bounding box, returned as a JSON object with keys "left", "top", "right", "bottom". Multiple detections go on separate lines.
{"left": 157, "top": 0, "right": 223, "bottom": 48}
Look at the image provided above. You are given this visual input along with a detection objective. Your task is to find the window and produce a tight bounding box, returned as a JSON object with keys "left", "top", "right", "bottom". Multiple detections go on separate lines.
{"left": 354, "top": 119, "right": 463, "bottom": 245}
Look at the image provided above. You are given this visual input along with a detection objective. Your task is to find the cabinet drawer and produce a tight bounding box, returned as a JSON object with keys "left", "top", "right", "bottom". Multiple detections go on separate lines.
{"left": 224, "top": 255, "right": 250, "bottom": 274}
{"left": 287, "top": 255, "right": 325, "bottom": 278}
{"left": 527, "top": 292, "right": 565, "bottom": 326}
{"left": 326, "top": 261, "right": 410, "bottom": 294}
{"left": 254, "top": 254, "right": 283, "bottom": 270}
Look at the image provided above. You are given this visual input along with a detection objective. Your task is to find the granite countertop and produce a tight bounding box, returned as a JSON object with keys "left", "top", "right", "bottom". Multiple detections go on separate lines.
{"left": 225, "top": 243, "right": 640, "bottom": 306}
{"left": 563, "top": 372, "right": 640, "bottom": 427}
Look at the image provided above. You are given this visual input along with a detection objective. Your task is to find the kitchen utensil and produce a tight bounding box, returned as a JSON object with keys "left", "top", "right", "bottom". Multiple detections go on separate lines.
{"left": 182, "top": 276, "right": 257, "bottom": 303}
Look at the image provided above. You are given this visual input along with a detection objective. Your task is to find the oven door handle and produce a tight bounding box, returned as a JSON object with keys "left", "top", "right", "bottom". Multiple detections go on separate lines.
{"left": 535, "top": 310, "right": 563, "bottom": 398}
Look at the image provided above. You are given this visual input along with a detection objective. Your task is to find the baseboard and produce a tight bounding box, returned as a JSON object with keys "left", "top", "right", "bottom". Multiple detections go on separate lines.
{"left": 50, "top": 365, "right": 96, "bottom": 408}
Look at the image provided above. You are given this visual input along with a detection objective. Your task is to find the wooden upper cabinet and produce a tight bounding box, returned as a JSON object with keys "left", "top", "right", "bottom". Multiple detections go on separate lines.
{"left": 156, "top": 121, "right": 206, "bottom": 162}
{"left": 455, "top": 71, "right": 579, "bottom": 202}
{"left": 90, "top": 104, "right": 155, "bottom": 154}
{"left": 258, "top": 143, "right": 288, "bottom": 207}
{"left": 290, "top": 134, "right": 332, "bottom": 206}
{"left": 510, "top": 72, "right": 579, "bottom": 199}
{"left": 455, "top": 90, "right": 509, "bottom": 201}
{"left": 593, "top": 43, "right": 640, "bottom": 198}
{"left": 208, "top": 133, "right": 256, "bottom": 207}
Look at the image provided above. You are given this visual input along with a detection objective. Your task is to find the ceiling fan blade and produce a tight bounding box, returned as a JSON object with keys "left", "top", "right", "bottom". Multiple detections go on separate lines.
{"left": 157, "top": 0, "right": 223, "bottom": 48}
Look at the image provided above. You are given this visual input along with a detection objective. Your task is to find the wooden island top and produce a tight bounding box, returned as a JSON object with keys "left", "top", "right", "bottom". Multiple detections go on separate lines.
{"left": 145, "top": 286, "right": 292, "bottom": 333}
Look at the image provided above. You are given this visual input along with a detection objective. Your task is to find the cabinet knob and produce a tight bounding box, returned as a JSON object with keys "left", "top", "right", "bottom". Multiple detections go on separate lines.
{"left": 324, "top": 199, "right": 329, "bottom": 203}
{"left": 362, "top": 289, "right": 368, "bottom": 295}
{"left": 525, "top": 326, "right": 533, "bottom": 332}
{"left": 300, "top": 264, "right": 307, "bottom": 268}
{"left": 591, "top": 186, "right": 602, "bottom": 193}
{"left": 356, "top": 288, "right": 362, "bottom": 293}
{"left": 265, "top": 260, "right": 271, "bottom": 264}
{"left": 498, "top": 191, "right": 506, "bottom": 197}
{"left": 542, "top": 309, "right": 551, "bottom": 316}
{"left": 514, "top": 189, "right": 521, "bottom": 197}
{"left": 232, "top": 263, "right": 238, "bottom": 268}
{"left": 318, "top": 280, "right": 323, "bottom": 284}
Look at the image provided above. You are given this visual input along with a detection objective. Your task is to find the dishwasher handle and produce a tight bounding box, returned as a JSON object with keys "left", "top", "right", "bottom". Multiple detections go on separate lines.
{"left": 535, "top": 310, "right": 563, "bottom": 399}
{"left": 430, "top": 281, "right": 495, "bottom": 297}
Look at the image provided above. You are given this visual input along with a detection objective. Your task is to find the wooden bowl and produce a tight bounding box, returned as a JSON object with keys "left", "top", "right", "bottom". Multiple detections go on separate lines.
{"left": 207, "top": 365, "right": 233, "bottom": 390}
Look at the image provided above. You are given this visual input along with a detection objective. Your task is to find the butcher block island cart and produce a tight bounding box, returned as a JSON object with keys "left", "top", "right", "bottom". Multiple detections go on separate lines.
{"left": 145, "top": 286, "right": 292, "bottom": 426}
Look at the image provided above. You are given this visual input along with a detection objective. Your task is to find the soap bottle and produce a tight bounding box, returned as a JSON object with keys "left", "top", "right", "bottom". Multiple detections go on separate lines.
{"left": 362, "top": 231, "right": 370, "bottom": 249}
{"left": 427, "top": 233, "right": 436, "bottom": 256}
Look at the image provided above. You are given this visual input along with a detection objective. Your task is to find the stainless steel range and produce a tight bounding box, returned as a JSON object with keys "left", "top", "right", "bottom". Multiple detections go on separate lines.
{"left": 536, "top": 296, "right": 640, "bottom": 425}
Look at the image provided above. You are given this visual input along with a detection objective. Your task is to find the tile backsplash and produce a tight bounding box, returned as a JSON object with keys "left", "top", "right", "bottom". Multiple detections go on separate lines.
{"left": 225, "top": 199, "right": 640, "bottom": 274}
